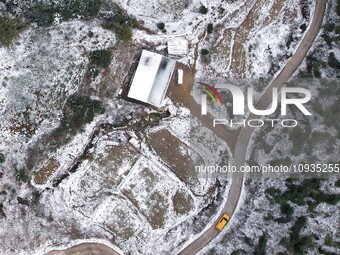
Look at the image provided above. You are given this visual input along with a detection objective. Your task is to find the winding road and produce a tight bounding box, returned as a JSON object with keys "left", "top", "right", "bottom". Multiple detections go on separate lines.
{"left": 45, "top": 243, "right": 120, "bottom": 255}
{"left": 178, "top": 0, "right": 327, "bottom": 255}
{"left": 44, "top": 0, "right": 327, "bottom": 254}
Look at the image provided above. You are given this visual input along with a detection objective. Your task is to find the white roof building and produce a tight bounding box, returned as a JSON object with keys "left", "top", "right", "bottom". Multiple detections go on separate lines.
{"left": 128, "top": 50, "right": 176, "bottom": 107}
{"left": 167, "top": 38, "right": 188, "bottom": 55}
{"left": 177, "top": 69, "right": 183, "bottom": 85}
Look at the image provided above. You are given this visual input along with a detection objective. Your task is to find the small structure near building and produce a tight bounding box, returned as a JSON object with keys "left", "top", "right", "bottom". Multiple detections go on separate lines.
{"left": 167, "top": 38, "right": 188, "bottom": 55}
{"left": 177, "top": 69, "right": 183, "bottom": 85}
{"left": 128, "top": 50, "right": 176, "bottom": 108}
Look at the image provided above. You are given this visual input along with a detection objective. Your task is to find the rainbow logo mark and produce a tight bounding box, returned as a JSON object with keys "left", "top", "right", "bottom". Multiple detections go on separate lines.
{"left": 198, "top": 82, "right": 223, "bottom": 106}
{"left": 198, "top": 82, "right": 223, "bottom": 116}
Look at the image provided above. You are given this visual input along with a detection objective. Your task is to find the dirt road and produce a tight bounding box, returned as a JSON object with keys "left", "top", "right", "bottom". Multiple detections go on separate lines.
{"left": 178, "top": 0, "right": 327, "bottom": 254}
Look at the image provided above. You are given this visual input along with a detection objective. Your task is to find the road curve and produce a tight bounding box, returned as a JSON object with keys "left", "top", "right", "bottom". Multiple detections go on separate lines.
{"left": 177, "top": 0, "right": 327, "bottom": 254}
{"left": 44, "top": 243, "right": 121, "bottom": 255}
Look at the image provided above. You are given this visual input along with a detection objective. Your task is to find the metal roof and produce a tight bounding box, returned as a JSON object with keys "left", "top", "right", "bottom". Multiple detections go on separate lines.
{"left": 128, "top": 50, "right": 176, "bottom": 107}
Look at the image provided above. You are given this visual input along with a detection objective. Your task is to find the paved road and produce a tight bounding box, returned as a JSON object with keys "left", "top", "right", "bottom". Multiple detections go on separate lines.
{"left": 43, "top": 1, "right": 327, "bottom": 255}
{"left": 178, "top": 0, "right": 327, "bottom": 254}
{"left": 45, "top": 243, "right": 120, "bottom": 255}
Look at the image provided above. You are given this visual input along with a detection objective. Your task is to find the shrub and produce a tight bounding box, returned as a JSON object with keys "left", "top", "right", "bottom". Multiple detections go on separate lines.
{"left": 322, "top": 33, "right": 333, "bottom": 47}
{"left": 291, "top": 216, "right": 306, "bottom": 238}
{"left": 323, "top": 23, "right": 335, "bottom": 32}
{"left": 199, "top": 5, "right": 208, "bottom": 14}
{"left": 289, "top": 127, "right": 305, "bottom": 148}
{"left": 15, "top": 168, "right": 29, "bottom": 183}
{"left": 254, "top": 235, "right": 267, "bottom": 255}
{"left": 201, "top": 48, "right": 209, "bottom": 55}
{"left": 61, "top": 94, "right": 105, "bottom": 131}
{"left": 102, "top": 5, "right": 137, "bottom": 41}
{"left": 22, "top": 0, "right": 102, "bottom": 26}
{"left": 22, "top": 5, "right": 55, "bottom": 26}
{"left": 89, "top": 49, "right": 113, "bottom": 68}
{"left": 89, "top": 68, "right": 100, "bottom": 79}
{"left": 335, "top": 26, "right": 340, "bottom": 34}
{"left": 231, "top": 250, "right": 247, "bottom": 255}
{"left": 88, "top": 31, "right": 94, "bottom": 38}
{"left": 300, "top": 23, "right": 307, "bottom": 32}
{"left": 305, "top": 55, "right": 326, "bottom": 78}
{"left": 60, "top": 0, "right": 102, "bottom": 20}
{"left": 0, "top": 15, "right": 29, "bottom": 46}
{"left": 280, "top": 203, "right": 294, "bottom": 218}
{"left": 207, "top": 23, "right": 213, "bottom": 34}
{"left": 337, "top": 0, "right": 340, "bottom": 16}
{"left": 31, "top": 191, "right": 41, "bottom": 205}
{"left": 328, "top": 52, "right": 340, "bottom": 69}
{"left": 313, "top": 65, "right": 322, "bottom": 78}
{"left": 157, "top": 22, "right": 165, "bottom": 30}
{"left": 336, "top": 179, "right": 340, "bottom": 187}
{"left": 218, "top": 6, "right": 225, "bottom": 14}
{"left": 0, "top": 153, "right": 5, "bottom": 164}
{"left": 321, "top": 194, "right": 340, "bottom": 205}
{"left": 118, "top": 24, "right": 133, "bottom": 41}
{"left": 69, "top": 95, "right": 105, "bottom": 117}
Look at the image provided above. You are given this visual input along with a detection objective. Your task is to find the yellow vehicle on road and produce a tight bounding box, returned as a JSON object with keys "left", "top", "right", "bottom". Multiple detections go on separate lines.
{"left": 216, "top": 213, "right": 230, "bottom": 231}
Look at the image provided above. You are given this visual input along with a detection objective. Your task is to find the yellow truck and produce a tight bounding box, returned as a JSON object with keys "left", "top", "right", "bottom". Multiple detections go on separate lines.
{"left": 215, "top": 213, "right": 230, "bottom": 231}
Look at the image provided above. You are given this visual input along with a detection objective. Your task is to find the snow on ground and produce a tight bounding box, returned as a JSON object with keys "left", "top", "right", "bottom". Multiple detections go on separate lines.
{"left": 199, "top": 177, "right": 339, "bottom": 255}
{"left": 0, "top": 0, "right": 337, "bottom": 254}
{"left": 119, "top": 0, "right": 255, "bottom": 29}
{"left": 247, "top": 22, "right": 291, "bottom": 77}
{"left": 246, "top": 0, "right": 312, "bottom": 77}
{"left": 295, "top": 0, "right": 340, "bottom": 78}
{"left": 247, "top": 78, "right": 339, "bottom": 171}
{"left": 22, "top": 99, "right": 230, "bottom": 255}
{"left": 0, "top": 20, "right": 116, "bottom": 168}
{"left": 196, "top": 0, "right": 314, "bottom": 79}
